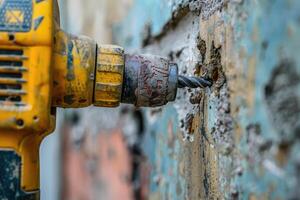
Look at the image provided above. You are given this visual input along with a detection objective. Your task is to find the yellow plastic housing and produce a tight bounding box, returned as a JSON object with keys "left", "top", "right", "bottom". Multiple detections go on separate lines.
{"left": 0, "top": 0, "right": 54, "bottom": 192}
{"left": 0, "top": 45, "right": 53, "bottom": 132}
{"left": 0, "top": 0, "right": 52, "bottom": 46}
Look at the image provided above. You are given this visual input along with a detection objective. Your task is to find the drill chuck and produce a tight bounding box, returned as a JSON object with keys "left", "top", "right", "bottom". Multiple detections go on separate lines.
{"left": 121, "top": 54, "right": 212, "bottom": 107}
{"left": 121, "top": 54, "right": 178, "bottom": 107}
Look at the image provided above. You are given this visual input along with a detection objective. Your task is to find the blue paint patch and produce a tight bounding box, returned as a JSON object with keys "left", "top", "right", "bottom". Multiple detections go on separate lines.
{"left": 0, "top": 150, "right": 38, "bottom": 199}
{"left": 33, "top": 16, "right": 44, "bottom": 30}
{"left": 231, "top": 0, "right": 300, "bottom": 199}
{"left": 142, "top": 105, "right": 186, "bottom": 199}
{"left": 0, "top": 0, "right": 32, "bottom": 32}
{"left": 113, "top": 0, "right": 174, "bottom": 49}
{"left": 66, "top": 40, "right": 75, "bottom": 81}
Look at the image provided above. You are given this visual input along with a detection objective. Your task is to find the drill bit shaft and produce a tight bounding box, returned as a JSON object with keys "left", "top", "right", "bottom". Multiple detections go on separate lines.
{"left": 178, "top": 75, "right": 212, "bottom": 88}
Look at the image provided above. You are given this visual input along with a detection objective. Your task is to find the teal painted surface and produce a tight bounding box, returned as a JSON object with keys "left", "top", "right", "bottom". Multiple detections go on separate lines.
{"left": 142, "top": 105, "right": 186, "bottom": 199}
{"left": 114, "top": 0, "right": 203, "bottom": 49}
{"left": 115, "top": 0, "right": 300, "bottom": 199}
{"left": 232, "top": 0, "right": 300, "bottom": 198}
{"left": 113, "top": 0, "right": 173, "bottom": 48}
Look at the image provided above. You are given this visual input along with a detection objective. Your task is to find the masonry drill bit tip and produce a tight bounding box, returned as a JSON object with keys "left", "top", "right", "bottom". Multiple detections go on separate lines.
{"left": 178, "top": 75, "right": 212, "bottom": 88}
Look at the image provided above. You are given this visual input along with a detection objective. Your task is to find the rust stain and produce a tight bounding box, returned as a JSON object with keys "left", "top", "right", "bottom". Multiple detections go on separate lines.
{"left": 197, "top": 37, "right": 226, "bottom": 94}
{"left": 246, "top": 55, "right": 256, "bottom": 113}
{"left": 276, "top": 142, "right": 290, "bottom": 167}
{"left": 167, "top": 120, "right": 175, "bottom": 148}
{"left": 189, "top": 90, "right": 203, "bottom": 104}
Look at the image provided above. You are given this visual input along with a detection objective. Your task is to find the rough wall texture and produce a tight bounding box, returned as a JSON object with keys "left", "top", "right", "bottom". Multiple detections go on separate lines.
{"left": 57, "top": 0, "right": 300, "bottom": 199}
{"left": 114, "top": 0, "right": 300, "bottom": 199}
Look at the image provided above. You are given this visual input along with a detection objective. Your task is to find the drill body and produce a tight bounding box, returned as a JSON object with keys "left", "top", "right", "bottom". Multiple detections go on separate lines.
{"left": 0, "top": 0, "right": 56, "bottom": 198}
{"left": 0, "top": 0, "right": 211, "bottom": 198}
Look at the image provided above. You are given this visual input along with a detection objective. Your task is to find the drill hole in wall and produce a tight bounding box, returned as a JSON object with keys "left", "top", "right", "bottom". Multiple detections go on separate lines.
{"left": 16, "top": 119, "right": 24, "bottom": 128}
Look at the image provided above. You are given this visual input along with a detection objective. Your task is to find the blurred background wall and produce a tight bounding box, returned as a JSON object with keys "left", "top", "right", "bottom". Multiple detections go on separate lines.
{"left": 40, "top": 0, "right": 300, "bottom": 200}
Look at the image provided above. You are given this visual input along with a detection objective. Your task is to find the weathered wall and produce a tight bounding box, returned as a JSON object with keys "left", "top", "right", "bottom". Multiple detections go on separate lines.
{"left": 114, "top": 0, "right": 300, "bottom": 199}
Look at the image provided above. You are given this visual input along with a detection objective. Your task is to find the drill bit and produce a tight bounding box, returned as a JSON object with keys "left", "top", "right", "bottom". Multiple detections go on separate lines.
{"left": 178, "top": 75, "right": 212, "bottom": 88}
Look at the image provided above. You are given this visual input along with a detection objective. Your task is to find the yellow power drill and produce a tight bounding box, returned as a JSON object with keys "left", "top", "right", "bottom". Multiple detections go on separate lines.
{"left": 0, "top": 0, "right": 211, "bottom": 199}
